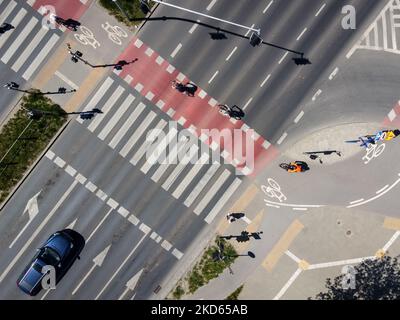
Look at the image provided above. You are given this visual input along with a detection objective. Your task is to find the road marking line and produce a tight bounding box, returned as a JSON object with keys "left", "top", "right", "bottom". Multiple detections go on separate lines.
{"left": 76, "top": 174, "right": 87, "bottom": 185}
{"left": 188, "top": 20, "right": 200, "bottom": 34}
{"left": 130, "top": 119, "right": 167, "bottom": 165}
{"left": 95, "top": 233, "right": 147, "bottom": 300}
{"left": 150, "top": 232, "right": 158, "bottom": 240}
{"left": 2, "top": 17, "right": 37, "bottom": 64}
{"left": 124, "top": 75, "right": 133, "bottom": 85}
{"left": 204, "top": 177, "right": 241, "bottom": 224}
{"left": 117, "top": 206, "right": 129, "bottom": 218}
{"left": 294, "top": 110, "right": 304, "bottom": 123}
{"left": 155, "top": 235, "right": 162, "bottom": 243}
{"left": 206, "top": 0, "right": 217, "bottom": 11}
{"left": 245, "top": 24, "right": 255, "bottom": 37}
{"left": 134, "top": 38, "right": 143, "bottom": 48}
{"left": 87, "top": 208, "right": 113, "bottom": 242}
{"left": 54, "top": 71, "right": 79, "bottom": 90}
{"left": 12, "top": 25, "right": 47, "bottom": 72}
{"left": 170, "top": 43, "right": 182, "bottom": 58}
{"left": 54, "top": 156, "right": 66, "bottom": 168}
{"left": 0, "top": 1, "right": 17, "bottom": 25}
{"left": 262, "top": 140, "right": 271, "bottom": 150}
{"left": 315, "top": 3, "right": 326, "bottom": 16}
{"left": 156, "top": 100, "right": 165, "bottom": 109}
{"left": 329, "top": 67, "right": 339, "bottom": 80}
{"left": 120, "top": 111, "right": 156, "bottom": 158}
{"left": 194, "top": 169, "right": 231, "bottom": 215}
{"left": 128, "top": 214, "right": 140, "bottom": 226}
{"left": 134, "top": 83, "right": 144, "bottom": 93}
{"left": 388, "top": 109, "right": 397, "bottom": 122}
{"left": 285, "top": 250, "right": 301, "bottom": 263}
{"left": 349, "top": 198, "right": 364, "bottom": 205}
{"left": 166, "top": 64, "right": 175, "bottom": 73}
{"left": 376, "top": 184, "right": 390, "bottom": 194}
{"left": 383, "top": 231, "right": 400, "bottom": 251}
{"left": 141, "top": 128, "right": 178, "bottom": 174}
{"left": 262, "top": 220, "right": 304, "bottom": 272}
{"left": 166, "top": 108, "right": 176, "bottom": 117}
{"left": 390, "top": 7, "right": 397, "bottom": 51}
{"left": 85, "top": 181, "right": 97, "bottom": 193}
{"left": 139, "top": 223, "right": 151, "bottom": 234}
{"left": 161, "top": 240, "right": 172, "bottom": 251}
{"left": 172, "top": 248, "right": 184, "bottom": 259}
{"left": 177, "top": 72, "right": 186, "bottom": 82}
{"left": 312, "top": 89, "right": 322, "bottom": 101}
{"left": 260, "top": 74, "right": 271, "bottom": 87}
{"left": 0, "top": 7, "right": 26, "bottom": 51}
{"left": 0, "top": 181, "right": 78, "bottom": 283}
{"left": 155, "top": 55, "right": 164, "bottom": 65}
{"left": 382, "top": 11, "right": 388, "bottom": 50}
{"left": 198, "top": 89, "right": 207, "bottom": 99}
{"left": 88, "top": 86, "right": 125, "bottom": 132}
{"left": 273, "top": 268, "right": 302, "bottom": 300}
{"left": 45, "top": 150, "right": 55, "bottom": 160}
{"left": 109, "top": 102, "right": 146, "bottom": 149}
{"left": 296, "top": 27, "right": 307, "bottom": 41}
{"left": 172, "top": 153, "right": 209, "bottom": 199}
{"left": 76, "top": 77, "right": 114, "bottom": 123}
{"left": 266, "top": 203, "right": 280, "bottom": 208}
{"left": 98, "top": 94, "right": 135, "bottom": 140}
{"left": 263, "top": 0, "right": 274, "bottom": 14}
{"left": 23, "top": 34, "right": 60, "bottom": 80}
{"left": 145, "top": 47, "right": 154, "bottom": 57}
{"left": 208, "top": 70, "right": 219, "bottom": 84}
{"left": 208, "top": 98, "right": 218, "bottom": 107}
{"left": 107, "top": 198, "right": 119, "bottom": 210}
{"left": 226, "top": 46, "right": 237, "bottom": 61}
{"left": 278, "top": 51, "right": 289, "bottom": 64}
{"left": 308, "top": 257, "right": 375, "bottom": 270}
{"left": 162, "top": 145, "right": 199, "bottom": 190}
{"left": 241, "top": 97, "right": 253, "bottom": 111}
{"left": 184, "top": 162, "right": 220, "bottom": 207}
{"left": 65, "top": 165, "right": 77, "bottom": 177}
{"left": 277, "top": 132, "right": 288, "bottom": 145}
{"left": 293, "top": 207, "right": 307, "bottom": 211}
{"left": 96, "top": 189, "right": 107, "bottom": 202}
{"left": 145, "top": 91, "right": 155, "bottom": 101}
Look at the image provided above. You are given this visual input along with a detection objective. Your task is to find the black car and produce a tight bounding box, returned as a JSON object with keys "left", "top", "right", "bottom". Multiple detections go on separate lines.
{"left": 17, "top": 229, "right": 85, "bottom": 296}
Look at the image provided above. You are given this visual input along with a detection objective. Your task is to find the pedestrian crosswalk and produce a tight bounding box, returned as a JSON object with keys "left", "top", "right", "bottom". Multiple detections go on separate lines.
{"left": 76, "top": 76, "right": 242, "bottom": 224}
{"left": 348, "top": 0, "right": 400, "bottom": 58}
{"left": 0, "top": 0, "right": 61, "bottom": 80}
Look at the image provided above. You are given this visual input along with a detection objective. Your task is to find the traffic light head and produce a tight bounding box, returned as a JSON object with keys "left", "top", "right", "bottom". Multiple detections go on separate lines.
{"left": 249, "top": 32, "right": 262, "bottom": 47}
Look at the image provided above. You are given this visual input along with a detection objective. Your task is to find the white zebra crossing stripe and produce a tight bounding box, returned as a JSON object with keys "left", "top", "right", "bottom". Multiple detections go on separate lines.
{"left": 76, "top": 78, "right": 114, "bottom": 124}
{"left": 193, "top": 169, "right": 230, "bottom": 215}
{"left": 12, "top": 25, "right": 47, "bottom": 72}
{"left": 162, "top": 144, "right": 199, "bottom": 191}
{"left": 1, "top": 17, "right": 37, "bottom": 64}
{"left": 151, "top": 137, "right": 189, "bottom": 183}
{"left": 184, "top": 162, "right": 220, "bottom": 207}
{"left": 172, "top": 153, "right": 209, "bottom": 199}
{"left": 0, "top": 1, "right": 17, "bottom": 27}
{"left": 204, "top": 178, "right": 242, "bottom": 224}
{"left": 109, "top": 102, "right": 146, "bottom": 149}
{"left": 140, "top": 128, "right": 178, "bottom": 174}
{"left": 0, "top": 8, "right": 26, "bottom": 50}
{"left": 98, "top": 94, "right": 135, "bottom": 140}
{"left": 130, "top": 119, "right": 167, "bottom": 166}
{"left": 88, "top": 86, "right": 125, "bottom": 132}
{"left": 119, "top": 111, "right": 156, "bottom": 158}
{"left": 22, "top": 33, "right": 59, "bottom": 80}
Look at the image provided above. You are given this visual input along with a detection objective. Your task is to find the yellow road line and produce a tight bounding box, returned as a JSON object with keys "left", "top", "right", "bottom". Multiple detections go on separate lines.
{"left": 262, "top": 220, "right": 304, "bottom": 272}
{"left": 383, "top": 217, "right": 400, "bottom": 231}
{"left": 216, "top": 184, "right": 259, "bottom": 235}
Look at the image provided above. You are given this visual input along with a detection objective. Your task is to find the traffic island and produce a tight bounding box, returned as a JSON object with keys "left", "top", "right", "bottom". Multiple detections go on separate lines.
{"left": 169, "top": 238, "right": 238, "bottom": 300}
{"left": 99, "top": 0, "right": 150, "bottom": 27}
{"left": 0, "top": 91, "right": 67, "bottom": 204}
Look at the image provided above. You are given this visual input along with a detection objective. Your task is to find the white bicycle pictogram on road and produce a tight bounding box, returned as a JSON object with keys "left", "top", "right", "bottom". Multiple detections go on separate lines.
{"left": 261, "top": 178, "right": 287, "bottom": 203}
{"left": 101, "top": 22, "right": 128, "bottom": 45}
{"left": 362, "top": 143, "right": 386, "bottom": 165}
{"left": 74, "top": 26, "right": 100, "bottom": 49}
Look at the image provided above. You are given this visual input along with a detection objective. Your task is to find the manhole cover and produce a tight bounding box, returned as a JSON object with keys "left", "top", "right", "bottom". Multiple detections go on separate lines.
{"left": 346, "top": 230, "right": 352, "bottom": 236}
{"left": 337, "top": 220, "right": 342, "bottom": 225}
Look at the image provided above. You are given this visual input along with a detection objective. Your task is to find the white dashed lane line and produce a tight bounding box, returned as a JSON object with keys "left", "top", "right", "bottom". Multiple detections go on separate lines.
{"left": 170, "top": 43, "right": 182, "bottom": 58}
{"left": 243, "top": 97, "right": 253, "bottom": 110}
{"left": 188, "top": 20, "right": 200, "bottom": 34}
{"left": 277, "top": 132, "right": 288, "bottom": 145}
{"left": 206, "top": 0, "right": 217, "bottom": 11}
{"left": 245, "top": 24, "right": 255, "bottom": 37}
{"left": 208, "top": 70, "right": 219, "bottom": 84}
{"left": 315, "top": 3, "right": 326, "bottom": 16}
{"left": 260, "top": 74, "right": 271, "bottom": 87}
{"left": 226, "top": 46, "right": 237, "bottom": 61}
{"left": 294, "top": 110, "right": 304, "bottom": 123}
{"left": 296, "top": 27, "right": 307, "bottom": 41}
{"left": 312, "top": 89, "right": 322, "bottom": 101}
{"left": 329, "top": 67, "right": 339, "bottom": 80}
{"left": 278, "top": 51, "right": 289, "bottom": 64}
{"left": 263, "top": 0, "right": 274, "bottom": 14}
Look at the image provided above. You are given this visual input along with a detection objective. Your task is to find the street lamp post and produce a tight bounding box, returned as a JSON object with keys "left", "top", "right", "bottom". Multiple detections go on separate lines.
{"left": 112, "top": 0, "right": 132, "bottom": 21}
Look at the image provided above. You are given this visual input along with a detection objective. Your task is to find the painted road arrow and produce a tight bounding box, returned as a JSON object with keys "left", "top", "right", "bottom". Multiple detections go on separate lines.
{"left": 118, "top": 268, "right": 144, "bottom": 300}
{"left": 72, "top": 245, "right": 111, "bottom": 295}
{"left": 9, "top": 190, "right": 42, "bottom": 248}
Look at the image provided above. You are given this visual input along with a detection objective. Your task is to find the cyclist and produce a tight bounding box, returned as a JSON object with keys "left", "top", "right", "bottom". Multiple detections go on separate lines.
{"left": 287, "top": 162, "right": 303, "bottom": 173}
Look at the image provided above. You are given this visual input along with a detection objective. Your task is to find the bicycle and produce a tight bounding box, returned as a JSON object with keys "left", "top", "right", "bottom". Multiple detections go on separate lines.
{"left": 279, "top": 161, "right": 309, "bottom": 173}
{"left": 74, "top": 26, "right": 100, "bottom": 49}
{"left": 101, "top": 22, "right": 127, "bottom": 45}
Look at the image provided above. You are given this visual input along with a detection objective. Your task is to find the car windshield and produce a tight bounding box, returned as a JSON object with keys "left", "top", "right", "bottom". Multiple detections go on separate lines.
{"left": 40, "top": 247, "right": 61, "bottom": 266}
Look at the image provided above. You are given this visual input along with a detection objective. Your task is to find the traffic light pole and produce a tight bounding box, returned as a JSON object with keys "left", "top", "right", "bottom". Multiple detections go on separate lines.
{"left": 149, "top": 0, "right": 260, "bottom": 35}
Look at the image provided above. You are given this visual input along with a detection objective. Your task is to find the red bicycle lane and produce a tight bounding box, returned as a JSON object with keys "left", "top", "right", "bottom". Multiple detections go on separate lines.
{"left": 114, "top": 37, "right": 279, "bottom": 177}
{"left": 30, "top": 0, "right": 91, "bottom": 21}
